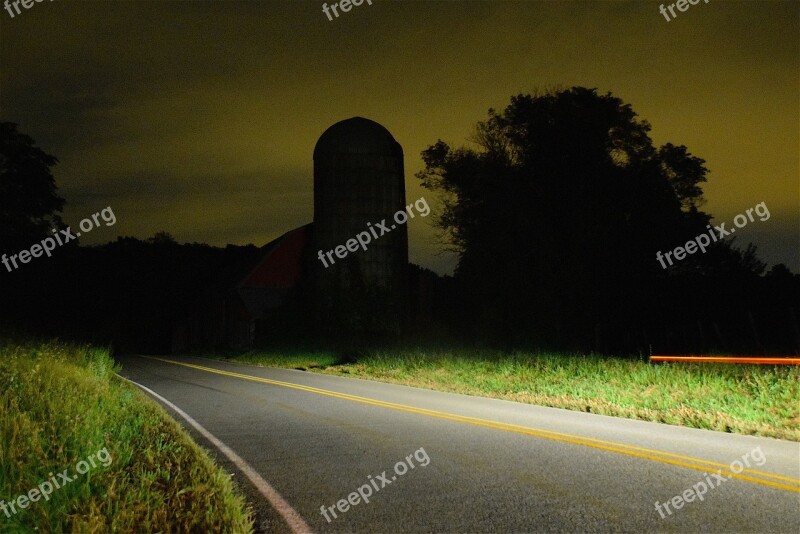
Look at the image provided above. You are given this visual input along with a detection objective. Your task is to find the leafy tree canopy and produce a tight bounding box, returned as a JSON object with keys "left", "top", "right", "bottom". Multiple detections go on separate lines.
{"left": 416, "top": 88, "right": 764, "bottom": 340}
{"left": 0, "top": 122, "right": 65, "bottom": 251}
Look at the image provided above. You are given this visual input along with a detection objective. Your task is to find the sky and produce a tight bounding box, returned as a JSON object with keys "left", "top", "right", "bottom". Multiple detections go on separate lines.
{"left": 1, "top": 0, "right": 798, "bottom": 274}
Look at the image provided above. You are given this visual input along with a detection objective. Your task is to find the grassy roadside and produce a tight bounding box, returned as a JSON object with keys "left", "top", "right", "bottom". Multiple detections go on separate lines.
{"left": 225, "top": 347, "right": 800, "bottom": 442}
{"left": 0, "top": 339, "right": 253, "bottom": 533}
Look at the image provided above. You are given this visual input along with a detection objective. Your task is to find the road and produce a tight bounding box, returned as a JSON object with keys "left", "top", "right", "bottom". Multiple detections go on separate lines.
{"left": 116, "top": 354, "right": 800, "bottom": 533}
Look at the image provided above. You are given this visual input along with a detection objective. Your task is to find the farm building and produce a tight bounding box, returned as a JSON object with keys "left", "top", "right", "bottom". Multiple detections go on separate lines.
{"left": 173, "top": 117, "right": 410, "bottom": 350}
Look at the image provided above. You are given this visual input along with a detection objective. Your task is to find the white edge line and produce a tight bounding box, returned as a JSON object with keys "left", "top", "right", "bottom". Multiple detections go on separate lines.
{"left": 116, "top": 374, "right": 313, "bottom": 534}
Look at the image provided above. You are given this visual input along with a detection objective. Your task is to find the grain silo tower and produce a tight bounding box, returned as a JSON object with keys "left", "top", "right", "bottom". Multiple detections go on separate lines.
{"left": 310, "top": 117, "right": 408, "bottom": 336}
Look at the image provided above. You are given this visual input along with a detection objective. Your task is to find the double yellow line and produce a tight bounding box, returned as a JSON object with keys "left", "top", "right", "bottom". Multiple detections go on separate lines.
{"left": 143, "top": 356, "right": 800, "bottom": 493}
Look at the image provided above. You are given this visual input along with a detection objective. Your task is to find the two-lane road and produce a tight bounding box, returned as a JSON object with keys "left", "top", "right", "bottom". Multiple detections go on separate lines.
{"left": 116, "top": 354, "right": 800, "bottom": 533}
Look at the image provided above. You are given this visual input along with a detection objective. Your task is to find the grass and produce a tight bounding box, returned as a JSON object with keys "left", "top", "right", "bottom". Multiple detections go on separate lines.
{"left": 0, "top": 339, "right": 254, "bottom": 533}
{"left": 227, "top": 346, "right": 800, "bottom": 442}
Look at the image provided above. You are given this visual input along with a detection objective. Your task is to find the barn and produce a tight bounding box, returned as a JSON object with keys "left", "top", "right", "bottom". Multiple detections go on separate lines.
{"left": 173, "top": 117, "right": 410, "bottom": 350}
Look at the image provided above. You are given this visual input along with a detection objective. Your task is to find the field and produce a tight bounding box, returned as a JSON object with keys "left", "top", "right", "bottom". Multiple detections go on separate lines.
{"left": 226, "top": 346, "right": 800, "bottom": 441}
{"left": 0, "top": 339, "right": 253, "bottom": 533}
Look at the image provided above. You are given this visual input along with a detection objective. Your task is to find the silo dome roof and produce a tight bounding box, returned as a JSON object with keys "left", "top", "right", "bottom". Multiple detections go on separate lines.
{"left": 314, "top": 117, "right": 402, "bottom": 159}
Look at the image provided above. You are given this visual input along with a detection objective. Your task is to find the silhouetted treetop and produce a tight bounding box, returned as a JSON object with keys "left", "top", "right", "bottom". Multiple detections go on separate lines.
{"left": 0, "top": 122, "right": 65, "bottom": 251}
{"left": 415, "top": 87, "right": 766, "bottom": 347}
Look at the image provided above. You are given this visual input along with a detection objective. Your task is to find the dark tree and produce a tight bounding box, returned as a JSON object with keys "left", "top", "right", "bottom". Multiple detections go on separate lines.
{"left": 765, "top": 263, "right": 794, "bottom": 279}
{"left": 416, "top": 87, "right": 764, "bottom": 349}
{"left": 148, "top": 231, "right": 178, "bottom": 245}
{"left": 658, "top": 143, "right": 708, "bottom": 212}
{"left": 0, "top": 123, "right": 65, "bottom": 251}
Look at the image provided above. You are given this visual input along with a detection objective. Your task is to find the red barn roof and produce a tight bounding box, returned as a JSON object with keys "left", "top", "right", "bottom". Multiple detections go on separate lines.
{"left": 236, "top": 223, "right": 311, "bottom": 318}
{"left": 239, "top": 224, "right": 310, "bottom": 290}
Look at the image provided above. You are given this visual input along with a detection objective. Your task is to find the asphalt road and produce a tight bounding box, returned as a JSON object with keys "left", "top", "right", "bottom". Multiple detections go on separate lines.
{"left": 116, "top": 354, "right": 800, "bottom": 533}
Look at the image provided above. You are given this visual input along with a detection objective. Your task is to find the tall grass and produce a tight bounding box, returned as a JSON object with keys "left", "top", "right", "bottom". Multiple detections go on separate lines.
{"left": 0, "top": 339, "right": 253, "bottom": 532}
{"left": 230, "top": 347, "right": 800, "bottom": 441}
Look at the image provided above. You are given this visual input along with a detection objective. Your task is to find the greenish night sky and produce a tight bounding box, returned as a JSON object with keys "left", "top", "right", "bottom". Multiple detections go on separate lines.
{"left": 1, "top": 0, "right": 797, "bottom": 273}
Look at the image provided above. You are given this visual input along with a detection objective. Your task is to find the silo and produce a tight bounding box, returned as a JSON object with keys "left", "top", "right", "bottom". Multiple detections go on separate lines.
{"left": 311, "top": 117, "right": 408, "bottom": 336}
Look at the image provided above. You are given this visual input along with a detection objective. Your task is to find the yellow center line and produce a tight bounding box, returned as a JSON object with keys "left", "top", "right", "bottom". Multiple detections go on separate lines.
{"left": 141, "top": 356, "right": 800, "bottom": 493}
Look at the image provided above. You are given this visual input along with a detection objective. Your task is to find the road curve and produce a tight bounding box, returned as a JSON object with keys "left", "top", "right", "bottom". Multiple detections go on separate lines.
{"left": 116, "top": 354, "right": 800, "bottom": 533}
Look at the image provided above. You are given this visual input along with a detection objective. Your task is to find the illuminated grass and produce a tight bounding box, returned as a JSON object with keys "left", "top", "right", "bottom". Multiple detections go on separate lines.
{"left": 0, "top": 339, "right": 253, "bottom": 533}
{"left": 229, "top": 347, "right": 800, "bottom": 441}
